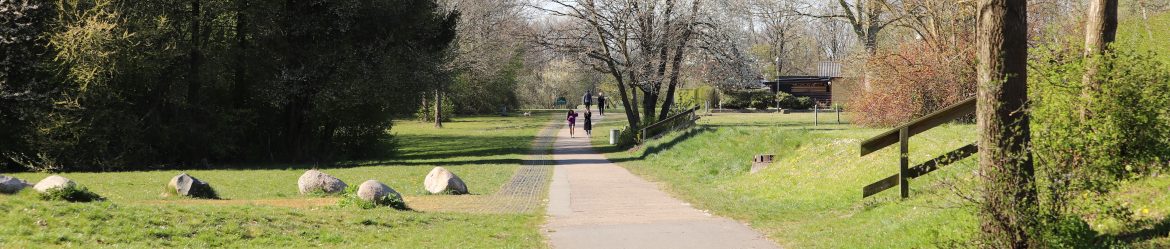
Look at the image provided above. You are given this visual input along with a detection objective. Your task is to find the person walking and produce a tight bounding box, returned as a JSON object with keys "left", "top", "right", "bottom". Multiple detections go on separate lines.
{"left": 567, "top": 110, "right": 579, "bottom": 138}
{"left": 596, "top": 93, "right": 606, "bottom": 116}
{"left": 583, "top": 111, "right": 593, "bottom": 136}
{"left": 582, "top": 91, "right": 593, "bottom": 111}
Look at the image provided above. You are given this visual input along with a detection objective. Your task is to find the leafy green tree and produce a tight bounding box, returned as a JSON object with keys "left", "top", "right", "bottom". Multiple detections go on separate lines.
{"left": 3, "top": 0, "right": 459, "bottom": 171}
{"left": 0, "top": 0, "right": 60, "bottom": 171}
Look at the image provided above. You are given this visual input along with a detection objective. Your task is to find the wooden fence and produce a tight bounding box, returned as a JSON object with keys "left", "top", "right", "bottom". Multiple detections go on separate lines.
{"left": 638, "top": 107, "right": 700, "bottom": 144}
{"left": 860, "top": 97, "right": 978, "bottom": 198}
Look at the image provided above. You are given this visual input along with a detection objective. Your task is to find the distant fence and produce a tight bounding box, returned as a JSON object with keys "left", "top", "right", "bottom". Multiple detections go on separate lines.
{"left": 860, "top": 97, "right": 977, "bottom": 198}
{"left": 638, "top": 107, "right": 700, "bottom": 144}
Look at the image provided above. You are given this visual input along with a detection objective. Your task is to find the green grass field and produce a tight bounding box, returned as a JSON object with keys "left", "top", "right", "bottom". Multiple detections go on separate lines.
{"left": 592, "top": 111, "right": 1170, "bottom": 248}
{"left": 0, "top": 113, "right": 559, "bottom": 248}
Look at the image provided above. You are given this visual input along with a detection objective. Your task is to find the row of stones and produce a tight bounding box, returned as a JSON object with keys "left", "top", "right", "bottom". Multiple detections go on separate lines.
{"left": 0, "top": 173, "right": 218, "bottom": 199}
{"left": 0, "top": 175, "right": 79, "bottom": 194}
{"left": 0, "top": 166, "right": 469, "bottom": 204}
{"left": 297, "top": 167, "right": 468, "bottom": 205}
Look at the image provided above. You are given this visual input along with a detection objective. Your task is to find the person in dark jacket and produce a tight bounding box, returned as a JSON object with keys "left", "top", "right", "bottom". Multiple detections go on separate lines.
{"left": 582, "top": 91, "right": 593, "bottom": 111}
{"left": 583, "top": 111, "right": 593, "bottom": 136}
{"left": 597, "top": 93, "right": 606, "bottom": 116}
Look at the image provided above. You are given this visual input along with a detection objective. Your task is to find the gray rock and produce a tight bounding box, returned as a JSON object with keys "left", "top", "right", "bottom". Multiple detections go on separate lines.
{"left": 424, "top": 167, "right": 468, "bottom": 195}
{"left": 33, "top": 175, "right": 76, "bottom": 193}
{"left": 298, "top": 170, "right": 347, "bottom": 195}
{"left": 167, "top": 173, "right": 218, "bottom": 199}
{"left": 0, "top": 175, "right": 30, "bottom": 194}
{"left": 357, "top": 180, "right": 401, "bottom": 203}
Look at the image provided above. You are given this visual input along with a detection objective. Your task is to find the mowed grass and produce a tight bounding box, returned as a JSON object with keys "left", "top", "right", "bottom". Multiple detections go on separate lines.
{"left": 592, "top": 111, "right": 1170, "bottom": 248}
{"left": 4, "top": 114, "right": 554, "bottom": 201}
{"left": 0, "top": 112, "right": 560, "bottom": 248}
{"left": 0, "top": 194, "right": 541, "bottom": 248}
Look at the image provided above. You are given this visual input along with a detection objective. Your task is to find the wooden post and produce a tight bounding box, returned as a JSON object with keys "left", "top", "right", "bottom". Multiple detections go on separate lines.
{"left": 836, "top": 105, "right": 841, "bottom": 124}
{"left": 899, "top": 127, "right": 909, "bottom": 198}
{"left": 814, "top": 106, "right": 819, "bottom": 126}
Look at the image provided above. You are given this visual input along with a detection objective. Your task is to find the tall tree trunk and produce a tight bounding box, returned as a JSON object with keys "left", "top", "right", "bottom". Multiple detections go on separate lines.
{"left": 658, "top": 0, "right": 700, "bottom": 120}
{"left": 434, "top": 89, "right": 443, "bottom": 128}
{"left": 642, "top": 90, "right": 657, "bottom": 123}
{"left": 420, "top": 94, "right": 429, "bottom": 122}
{"left": 1080, "top": 0, "right": 1118, "bottom": 120}
{"left": 976, "top": 0, "right": 1037, "bottom": 247}
{"left": 584, "top": 0, "right": 641, "bottom": 131}
{"left": 1140, "top": 1, "right": 1153, "bottom": 40}
{"left": 189, "top": 0, "right": 203, "bottom": 104}
{"left": 233, "top": 0, "right": 249, "bottom": 108}
{"left": 625, "top": 64, "right": 642, "bottom": 120}
{"left": 615, "top": 75, "right": 639, "bottom": 130}
{"left": 186, "top": 0, "right": 205, "bottom": 163}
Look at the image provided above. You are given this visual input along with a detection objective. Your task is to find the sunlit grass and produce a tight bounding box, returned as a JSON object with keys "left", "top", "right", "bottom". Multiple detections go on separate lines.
{"left": 0, "top": 113, "right": 557, "bottom": 247}
{"left": 593, "top": 111, "right": 1170, "bottom": 248}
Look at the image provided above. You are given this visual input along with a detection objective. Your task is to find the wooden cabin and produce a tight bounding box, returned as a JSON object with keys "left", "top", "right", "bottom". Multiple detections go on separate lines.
{"left": 760, "top": 76, "right": 838, "bottom": 107}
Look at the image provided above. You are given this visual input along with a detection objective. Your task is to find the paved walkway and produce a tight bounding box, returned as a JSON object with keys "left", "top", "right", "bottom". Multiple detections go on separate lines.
{"left": 544, "top": 113, "right": 778, "bottom": 249}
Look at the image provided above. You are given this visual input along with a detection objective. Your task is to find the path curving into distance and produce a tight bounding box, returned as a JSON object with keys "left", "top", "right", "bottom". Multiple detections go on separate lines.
{"left": 544, "top": 112, "right": 779, "bottom": 249}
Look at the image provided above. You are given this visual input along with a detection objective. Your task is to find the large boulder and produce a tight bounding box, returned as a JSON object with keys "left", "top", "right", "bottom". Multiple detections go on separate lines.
{"left": 33, "top": 175, "right": 76, "bottom": 193}
{"left": 0, "top": 175, "right": 30, "bottom": 194}
{"left": 424, "top": 167, "right": 468, "bottom": 195}
{"left": 166, "top": 173, "right": 218, "bottom": 199}
{"left": 357, "top": 180, "right": 401, "bottom": 203}
{"left": 298, "top": 170, "right": 347, "bottom": 195}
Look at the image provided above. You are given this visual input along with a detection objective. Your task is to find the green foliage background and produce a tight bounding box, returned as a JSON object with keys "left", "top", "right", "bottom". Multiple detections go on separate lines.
{"left": 1, "top": 0, "right": 460, "bottom": 171}
{"left": 1029, "top": 13, "right": 1170, "bottom": 245}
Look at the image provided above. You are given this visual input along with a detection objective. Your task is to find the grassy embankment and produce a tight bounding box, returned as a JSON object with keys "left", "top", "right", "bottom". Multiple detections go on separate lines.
{"left": 0, "top": 112, "right": 559, "bottom": 247}
{"left": 591, "top": 111, "right": 1170, "bottom": 248}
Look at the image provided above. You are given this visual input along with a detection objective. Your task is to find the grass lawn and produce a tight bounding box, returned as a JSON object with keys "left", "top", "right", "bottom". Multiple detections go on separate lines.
{"left": 592, "top": 111, "right": 1170, "bottom": 248}
{"left": 0, "top": 112, "right": 560, "bottom": 247}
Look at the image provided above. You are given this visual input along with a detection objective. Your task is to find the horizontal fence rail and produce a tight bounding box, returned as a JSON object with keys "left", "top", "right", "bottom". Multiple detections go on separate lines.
{"left": 860, "top": 97, "right": 976, "bottom": 156}
{"left": 862, "top": 143, "right": 978, "bottom": 197}
{"left": 639, "top": 107, "right": 700, "bottom": 144}
{"left": 859, "top": 97, "right": 977, "bottom": 199}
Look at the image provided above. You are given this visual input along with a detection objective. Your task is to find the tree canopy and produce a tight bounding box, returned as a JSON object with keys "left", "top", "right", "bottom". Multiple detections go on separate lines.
{"left": 1, "top": 0, "right": 458, "bottom": 171}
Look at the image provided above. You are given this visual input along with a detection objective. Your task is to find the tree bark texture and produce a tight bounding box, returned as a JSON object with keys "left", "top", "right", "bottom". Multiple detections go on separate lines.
{"left": 976, "top": 0, "right": 1038, "bottom": 248}
{"left": 1080, "top": 0, "right": 1118, "bottom": 120}
{"left": 434, "top": 89, "right": 443, "bottom": 128}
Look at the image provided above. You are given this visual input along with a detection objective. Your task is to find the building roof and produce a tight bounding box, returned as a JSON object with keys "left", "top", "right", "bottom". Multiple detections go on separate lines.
{"left": 759, "top": 76, "right": 836, "bottom": 88}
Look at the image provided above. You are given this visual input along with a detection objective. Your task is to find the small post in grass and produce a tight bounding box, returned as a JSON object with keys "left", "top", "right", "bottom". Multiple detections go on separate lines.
{"left": 899, "top": 127, "right": 910, "bottom": 199}
{"left": 836, "top": 104, "right": 841, "bottom": 124}
{"left": 814, "top": 105, "right": 819, "bottom": 126}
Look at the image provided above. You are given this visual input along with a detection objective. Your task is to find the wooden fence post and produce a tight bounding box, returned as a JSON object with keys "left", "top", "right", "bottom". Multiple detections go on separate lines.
{"left": 836, "top": 105, "right": 841, "bottom": 124}
{"left": 814, "top": 106, "right": 819, "bottom": 126}
{"left": 899, "top": 127, "right": 910, "bottom": 198}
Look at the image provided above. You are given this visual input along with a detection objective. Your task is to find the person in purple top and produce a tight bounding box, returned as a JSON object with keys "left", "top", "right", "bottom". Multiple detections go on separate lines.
{"left": 567, "top": 110, "right": 579, "bottom": 138}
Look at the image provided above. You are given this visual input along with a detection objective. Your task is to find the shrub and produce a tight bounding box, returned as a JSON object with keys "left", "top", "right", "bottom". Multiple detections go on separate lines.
{"left": 718, "top": 90, "right": 748, "bottom": 109}
{"left": 40, "top": 185, "right": 104, "bottom": 202}
{"left": 775, "top": 92, "right": 798, "bottom": 109}
{"left": 1038, "top": 215, "right": 1098, "bottom": 248}
{"left": 617, "top": 127, "right": 639, "bottom": 148}
{"left": 749, "top": 99, "right": 770, "bottom": 110}
{"left": 721, "top": 89, "right": 773, "bottom": 110}
{"left": 850, "top": 41, "right": 976, "bottom": 126}
{"left": 795, "top": 97, "right": 814, "bottom": 110}
{"left": 337, "top": 185, "right": 408, "bottom": 210}
{"left": 1031, "top": 44, "right": 1170, "bottom": 240}
{"left": 677, "top": 86, "right": 717, "bottom": 109}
